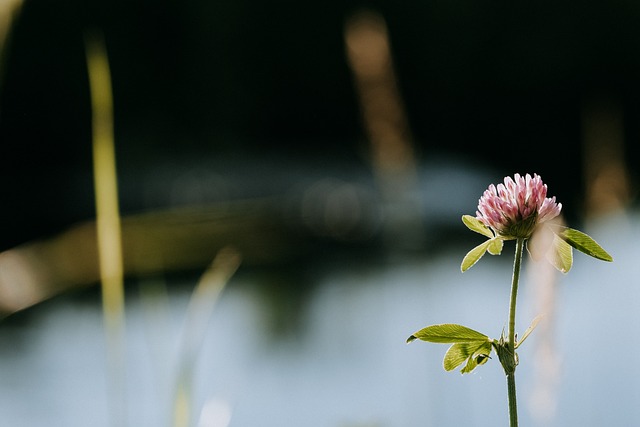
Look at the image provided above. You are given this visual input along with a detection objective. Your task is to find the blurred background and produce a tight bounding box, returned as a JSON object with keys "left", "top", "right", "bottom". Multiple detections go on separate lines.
{"left": 0, "top": 1, "right": 638, "bottom": 426}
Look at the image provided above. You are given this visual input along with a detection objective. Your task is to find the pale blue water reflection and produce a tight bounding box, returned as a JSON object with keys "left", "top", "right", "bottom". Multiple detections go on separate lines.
{"left": 0, "top": 212, "right": 636, "bottom": 426}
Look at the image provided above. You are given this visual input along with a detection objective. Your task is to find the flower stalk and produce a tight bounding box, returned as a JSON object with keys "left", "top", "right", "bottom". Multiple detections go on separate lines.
{"left": 506, "top": 237, "right": 525, "bottom": 427}
{"left": 508, "top": 238, "right": 524, "bottom": 355}
{"left": 507, "top": 372, "right": 518, "bottom": 427}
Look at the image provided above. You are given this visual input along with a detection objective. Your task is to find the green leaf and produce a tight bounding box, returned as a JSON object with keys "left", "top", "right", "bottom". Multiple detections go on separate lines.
{"left": 462, "top": 341, "right": 493, "bottom": 373}
{"left": 406, "top": 335, "right": 418, "bottom": 344}
{"left": 546, "top": 234, "right": 573, "bottom": 273}
{"left": 409, "top": 325, "right": 494, "bottom": 374}
{"left": 487, "top": 238, "right": 504, "bottom": 255}
{"left": 461, "top": 240, "right": 492, "bottom": 272}
{"left": 461, "top": 355, "right": 479, "bottom": 373}
{"left": 552, "top": 226, "right": 613, "bottom": 262}
{"left": 515, "top": 315, "right": 543, "bottom": 349}
{"left": 407, "top": 323, "right": 489, "bottom": 344}
{"left": 443, "top": 341, "right": 493, "bottom": 373}
{"left": 462, "top": 215, "right": 494, "bottom": 238}
{"left": 443, "top": 342, "right": 475, "bottom": 371}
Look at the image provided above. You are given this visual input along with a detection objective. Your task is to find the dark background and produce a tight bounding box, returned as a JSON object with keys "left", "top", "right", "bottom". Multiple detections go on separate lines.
{"left": 1, "top": 0, "right": 639, "bottom": 251}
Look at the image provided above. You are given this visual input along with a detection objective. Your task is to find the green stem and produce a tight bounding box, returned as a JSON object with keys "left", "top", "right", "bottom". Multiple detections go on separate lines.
{"left": 506, "top": 238, "right": 525, "bottom": 427}
{"left": 507, "top": 373, "right": 518, "bottom": 427}
{"left": 508, "top": 238, "right": 524, "bottom": 350}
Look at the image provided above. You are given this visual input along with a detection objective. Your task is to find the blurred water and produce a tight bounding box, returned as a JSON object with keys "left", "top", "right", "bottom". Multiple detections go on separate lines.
{"left": 0, "top": 211, "right": 636, "bottom": 427}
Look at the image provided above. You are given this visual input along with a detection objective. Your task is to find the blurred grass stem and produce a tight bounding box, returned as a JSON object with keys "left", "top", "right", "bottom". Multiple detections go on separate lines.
{"left": 86, "top": 32, "right": 127, "bottom": 426}
{"left": 173, "top": 247, "right": 241, "bottom": 427}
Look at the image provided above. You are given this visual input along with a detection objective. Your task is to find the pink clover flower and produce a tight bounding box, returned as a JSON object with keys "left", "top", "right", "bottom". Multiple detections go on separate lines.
{"left": 476, "top": 173, "right": 562, "bottom": 239}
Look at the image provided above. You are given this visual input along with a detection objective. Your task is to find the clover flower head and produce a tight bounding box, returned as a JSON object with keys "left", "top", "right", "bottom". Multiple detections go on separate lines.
{"left": 476, "top": 173, "right": 562, "bottom": 239}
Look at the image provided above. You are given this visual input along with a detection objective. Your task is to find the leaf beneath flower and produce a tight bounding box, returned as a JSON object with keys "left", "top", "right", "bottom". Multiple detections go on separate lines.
{"left": 551, "top": 226, "right": 613, "bottom": 262}
{"left": 461, "top": 240, "right": 492, "bottom": 272}
{"left": 487, "top": 238, "right": 503, "bottom": 255}
{"left": 546, "top": 234, "right": 573, "bottom": 273}
{"left": 407, "top": 323, "right": 489, "bottom": 344}
{"left": 462, "top": 215, "right": 494, "bottom": 238}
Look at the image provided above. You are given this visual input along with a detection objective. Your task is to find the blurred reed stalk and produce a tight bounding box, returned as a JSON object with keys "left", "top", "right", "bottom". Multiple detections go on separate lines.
{"left": 86, "top": 32, "right": 127, "bottom": 426}
{"left": 344, "top": 9, "right": 423, "bottom": 250}
{"left": 173, "top": 247, "right": 241, "bottom": 427}
{"left": 581, "top": 95, "right": 631, "bottom": 217}
{"left": 0, "top": 0, "right": 22, "bottom": 90}
{"left": 526, "top": 216, "right": 564, "bottom": 424}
